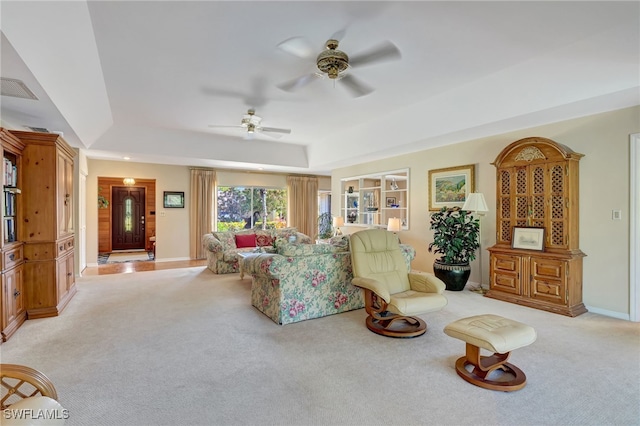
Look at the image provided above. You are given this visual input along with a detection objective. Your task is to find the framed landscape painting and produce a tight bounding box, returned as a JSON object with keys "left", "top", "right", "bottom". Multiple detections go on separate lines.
{"left": 428, "top": 164, "right": 475, "bottom": 211}
{"left": 163, "top": 191, "right": 185, "bottom": 208}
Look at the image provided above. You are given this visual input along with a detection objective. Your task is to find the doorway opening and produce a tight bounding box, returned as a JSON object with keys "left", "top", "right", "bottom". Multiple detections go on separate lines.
{"left": 97, "top": 177, "right": 156, "bottom": 260}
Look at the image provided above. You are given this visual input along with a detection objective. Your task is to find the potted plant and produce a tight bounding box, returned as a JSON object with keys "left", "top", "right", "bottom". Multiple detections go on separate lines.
{"left": 428, "top": 206, "right": 480, "bottom": 291}
{"left": 317, "top": 212, "right": 333, "bottom": 240}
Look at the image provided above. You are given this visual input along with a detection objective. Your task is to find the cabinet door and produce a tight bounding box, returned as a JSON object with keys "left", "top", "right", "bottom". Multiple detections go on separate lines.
{"left": 57, "top": 151, "right": 74, "bottom": 238}
{"left": 2, "top": 264, "right": 24, "bottom": 328}
{"left": 496, "top": 167, "right": 516, "bottom": 245}
{"left": 547, "top": 162, "right": 569, "bottom": 250}
{"left": 528, "top": 163, "right": 547, "bottom": 228}
{"left": 57, "top": 254, "right": 70, "bottom": 302}
{"left": 491, "top": 253, "right": 522, "bottom": 295}
{"left": 530, "top": 256, "right": 566, "bottom": 305}
{"left": 65, "top": 253, "right": 75, "bottom": 292}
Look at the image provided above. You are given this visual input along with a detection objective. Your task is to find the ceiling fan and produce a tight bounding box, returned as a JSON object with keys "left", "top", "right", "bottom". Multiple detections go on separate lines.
{"left": 276, "top": 36, "right": 401, "bottom": 97}
{"left": 208, "top": 109, "right": 291, "bottom": 139}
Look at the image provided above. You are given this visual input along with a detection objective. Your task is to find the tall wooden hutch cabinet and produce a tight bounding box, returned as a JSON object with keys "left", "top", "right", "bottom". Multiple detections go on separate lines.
{"left": 12, "top": 130, "right": 76, "bottom": 319}
{"left": 0, "top": 129, "right": 26, "bottom": 341}
{"left": 486, "top": 137, "right": 587, "bottom": 317}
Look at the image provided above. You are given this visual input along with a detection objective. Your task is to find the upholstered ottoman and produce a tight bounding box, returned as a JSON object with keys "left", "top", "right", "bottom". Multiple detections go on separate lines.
{"left": 444, "top": 314, "right": 537, "bottom": 391}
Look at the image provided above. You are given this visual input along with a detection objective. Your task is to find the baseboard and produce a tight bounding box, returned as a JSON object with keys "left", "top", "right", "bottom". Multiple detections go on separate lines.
{"left": 584, "top": 305, "right": 630, "bottom": 321}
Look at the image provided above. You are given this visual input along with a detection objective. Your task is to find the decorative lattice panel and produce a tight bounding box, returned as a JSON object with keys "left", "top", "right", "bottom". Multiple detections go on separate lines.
{"left": 552, "top": 222, "right": 564, "bottom": 245}
{"left": 532, "top": 195, "right": 545, "bottom": 218}
{"left": 533, "top": 166, "right": 545, "bottom": 193}
{"left": 552, "top": 195, "right": 564, "bottom": 219}
{"left": 516, "top": 169, "right": 527, "bottom": 194}
{"left": 501, "top": 221, "right": 511, "bottom": 241}
{"left": 532, "top": 220, "right": 544, "bottom": 228}
{"left": 501, "top": 198, "right": 510, "bottom": 218}
{"left": 501, "top": 171, "right": 511, "bottom": 195}
{"left": 516, "top": 196, "right": 528, "bottom": 219}
{"left": 552, "top": 165, "right": 564, "bottom": 193}
{"left": 516, "top": 220, "right": 528, "bottom": 227}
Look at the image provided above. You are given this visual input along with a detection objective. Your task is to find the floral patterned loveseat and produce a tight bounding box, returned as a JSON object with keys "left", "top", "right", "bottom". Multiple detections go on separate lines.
{"left": 244, "top": 236, "right": 416, "bottom": 325}
{"left": 202, "top": 228, "right": 312, "bottom": 274}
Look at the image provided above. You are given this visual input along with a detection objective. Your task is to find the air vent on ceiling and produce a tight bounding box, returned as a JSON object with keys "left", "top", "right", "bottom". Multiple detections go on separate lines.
{"left": 1, "top": 77, "right": 38, "bottom": 100}
{"left": 25, "top": 126, "right": 50, "bottom": 133}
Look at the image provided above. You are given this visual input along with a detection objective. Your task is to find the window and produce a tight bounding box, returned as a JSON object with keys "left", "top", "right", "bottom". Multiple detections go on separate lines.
{"left": 124, "top": 197, "right": 133, "bottom": 232}
{"left": 216, "top": 186, "right": 287, "bottom": 231}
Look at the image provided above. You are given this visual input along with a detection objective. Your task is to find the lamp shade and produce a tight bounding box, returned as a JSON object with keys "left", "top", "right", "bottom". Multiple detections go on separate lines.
{"left": 462, "top": 192, "right": 488, "bottom": 213}
{"left": 387, "top": 217, "right": 401, "bottom": 232}
{"left": 332, "top": 216, "right": 344, "bottom": 227}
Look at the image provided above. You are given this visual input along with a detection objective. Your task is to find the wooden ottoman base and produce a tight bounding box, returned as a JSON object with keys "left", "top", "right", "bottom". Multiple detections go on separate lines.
{"left": 444, "top": 314, "right": 536, "bottom": 392}
{"left": 455, "top": 343, "right": 527, "bottom": 391}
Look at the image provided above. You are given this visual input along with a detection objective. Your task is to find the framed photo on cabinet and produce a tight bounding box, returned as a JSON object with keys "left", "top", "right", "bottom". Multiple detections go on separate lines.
{"left": 512, "top": 227, "right": 545, "bottom": 251}
{"left": 428, "top": 164, "right": 475, "bottom": 211}
{"left": 163, "top": 191, "right": 184, "bottom": 208}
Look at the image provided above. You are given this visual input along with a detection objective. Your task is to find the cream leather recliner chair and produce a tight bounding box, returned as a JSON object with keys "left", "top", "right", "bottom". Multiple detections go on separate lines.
{"left": 350, "top": 229, "right": 448, "bottom": 338}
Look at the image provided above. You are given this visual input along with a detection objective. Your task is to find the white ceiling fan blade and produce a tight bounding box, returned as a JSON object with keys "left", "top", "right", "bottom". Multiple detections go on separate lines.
{"left": 330, "top": 27, "right": 347, "bottom": 42}
{"left": 277, "top": 36, "right": 316, "bottom": 58}
{"left": 258, "top": 130, "right": 284, "bottom": 139}
{"left": 340, "top": 74, "right": 374, "bottom": 98}
{"left": 208, "top": 124, "right": 244, "bottom": 129}
{"left": 260, "top": 127, "right": 291, "bottom": 135}
{"left": 349, "top": 41, "right": 401, "bottom": 68}
{"left": 276, "top": 73, "right": 320, "bottom": 92}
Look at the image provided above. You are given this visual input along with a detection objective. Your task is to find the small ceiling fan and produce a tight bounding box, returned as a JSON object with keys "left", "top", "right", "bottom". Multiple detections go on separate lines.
{"left": 208, "top": 109, "right": 291, "bottom": 139}
{"left": 276, "top": 36, "right": 401, "bottom": 97}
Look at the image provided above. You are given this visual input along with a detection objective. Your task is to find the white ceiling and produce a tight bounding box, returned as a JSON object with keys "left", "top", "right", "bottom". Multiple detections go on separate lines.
{"left": 1, "top": 1, "right": 638, "bottom": 175}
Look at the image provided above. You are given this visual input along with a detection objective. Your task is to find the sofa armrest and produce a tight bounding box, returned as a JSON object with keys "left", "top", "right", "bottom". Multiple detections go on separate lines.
{"left": 202, "top": 234, "right": 229, "bottom": 253}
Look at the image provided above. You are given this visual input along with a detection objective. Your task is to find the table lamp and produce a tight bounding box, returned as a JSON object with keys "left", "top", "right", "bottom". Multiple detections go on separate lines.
{"left": 387, "top": 217, "right": 401, "bottom": 242}
{"left": 333, "top": 216, "right": 344, "bottom": 237}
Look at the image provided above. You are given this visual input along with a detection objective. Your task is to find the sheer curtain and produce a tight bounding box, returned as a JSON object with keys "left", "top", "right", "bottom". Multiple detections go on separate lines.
{"left": 286, "top": 175, "right": 318, "bottom": 239}
{"left": 189, "top": 169, "right": 216, "bottom": 259}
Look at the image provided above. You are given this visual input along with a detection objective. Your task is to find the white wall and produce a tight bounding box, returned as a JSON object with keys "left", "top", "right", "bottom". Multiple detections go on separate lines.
{"left": 333, "top": 106, "right": 640, "bottom": 319}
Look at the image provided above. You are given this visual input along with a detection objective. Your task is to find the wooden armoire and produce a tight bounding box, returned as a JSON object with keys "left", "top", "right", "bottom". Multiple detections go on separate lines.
{"left": 12, "top": 130, "right": 76, "bottom": 319}
{"left": 486, "top": 137, "right": 587, "bottom": 317}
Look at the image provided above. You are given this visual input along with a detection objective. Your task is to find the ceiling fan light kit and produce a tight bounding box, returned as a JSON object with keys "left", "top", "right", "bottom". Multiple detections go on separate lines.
{"left": 276, "top": 36, "right": 401, "bottom": 98}
{"left": 208, "top": 109, "right": 291, "bottom": 139}
{"left": 316, "top": 39, "right": 349, "bottom": 79}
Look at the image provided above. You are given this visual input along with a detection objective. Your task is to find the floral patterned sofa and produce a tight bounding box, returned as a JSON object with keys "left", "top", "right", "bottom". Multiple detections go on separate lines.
{"left": 202, "top": 228, "right": 312, "bottom": 274}
{"left": 244, "top": 236, "right": 416, "bottom": 325}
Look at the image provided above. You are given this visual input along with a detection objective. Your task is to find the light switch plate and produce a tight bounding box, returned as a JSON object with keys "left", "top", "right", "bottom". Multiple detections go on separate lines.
{"left": 612, "top": 210, "right": 622, "bottom": 220}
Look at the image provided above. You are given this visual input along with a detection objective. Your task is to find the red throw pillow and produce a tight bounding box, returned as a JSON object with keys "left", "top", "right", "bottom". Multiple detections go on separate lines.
{"left": 235, "top": 234, "right": 257, "bottom": 248}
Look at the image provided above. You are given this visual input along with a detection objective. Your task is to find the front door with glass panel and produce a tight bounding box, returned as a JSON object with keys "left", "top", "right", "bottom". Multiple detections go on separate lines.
{"left": 112, "top": 186, "right": 146, "bottom": 250}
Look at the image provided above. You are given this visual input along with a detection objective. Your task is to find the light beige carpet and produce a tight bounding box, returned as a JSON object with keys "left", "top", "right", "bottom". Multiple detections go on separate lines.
{"left": 1, "top": 267, "right": 639, "bottom": 426}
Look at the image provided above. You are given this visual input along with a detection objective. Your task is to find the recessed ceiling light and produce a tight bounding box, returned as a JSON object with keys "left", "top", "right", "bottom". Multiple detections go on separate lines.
{"left": 123, "top": 156, "right": 131, "bottom": 160}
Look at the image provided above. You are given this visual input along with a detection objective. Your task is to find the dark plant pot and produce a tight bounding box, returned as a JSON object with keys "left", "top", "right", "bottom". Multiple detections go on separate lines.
{"left": 433, "top": 261, "right": 471, "bottom": 291}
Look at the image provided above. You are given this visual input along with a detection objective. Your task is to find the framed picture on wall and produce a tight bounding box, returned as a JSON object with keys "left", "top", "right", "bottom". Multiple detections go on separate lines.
{"left": 428, "top": 164, "right": 475, "bottom": 211}
{"left": 163, "top": 191, "right": 184, "bottom": 208}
